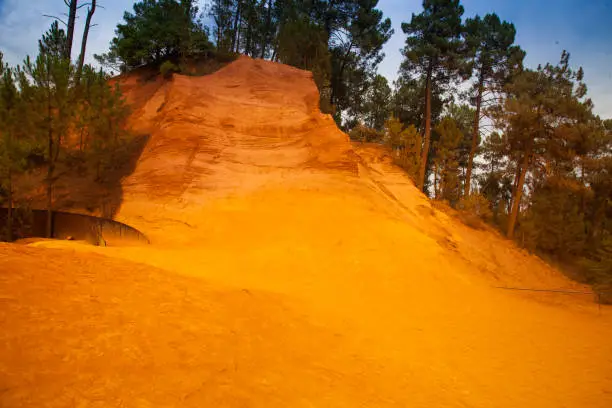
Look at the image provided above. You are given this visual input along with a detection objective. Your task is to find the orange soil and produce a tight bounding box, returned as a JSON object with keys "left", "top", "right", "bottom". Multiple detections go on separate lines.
{"left": 1, "top": 57, "right": 611, "bottom": 407}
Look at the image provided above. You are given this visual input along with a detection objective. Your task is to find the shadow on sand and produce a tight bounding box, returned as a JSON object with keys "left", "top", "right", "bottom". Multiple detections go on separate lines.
{"left": 1, "top": 133, "right": 151, "bottom": 244}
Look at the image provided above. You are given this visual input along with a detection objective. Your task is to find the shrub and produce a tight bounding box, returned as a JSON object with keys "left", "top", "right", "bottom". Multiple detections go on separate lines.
{"left": 383, "top": 117, "right": 421, "bottom": 182}
{"left": 458, "top": 194, "right": 493, "bottom": 220}
{"left": 349, "top": 123, "right": 384, "bottom": 143}
{"left": 456, "top": 194, "right": 493, "bottom": 230}
{"left": 579, "top": 239, "right": 612, "bottom": 304}
{"left": 160, "top": 61, "right": 179, "bottom": 78}
{"left": 214, "top": 51, "right": 239, "bottom": 64}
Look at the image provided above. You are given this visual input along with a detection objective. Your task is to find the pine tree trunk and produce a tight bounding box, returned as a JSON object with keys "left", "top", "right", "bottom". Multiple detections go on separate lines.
{"left": 260, "top": 0, "right": 272, "bottom": 58}
{"left": 246, "top": 28, "right": 252, "bottom": 56}
{"left": 465, "top": 74, "right": 484, "bottom": 197}
{"left": 46, "top": 90, "right": 54, "bottom": 239}
{"left": 507, "top": 139, "right": 532, "bottom": 239}
{"left": 46, "top": 155, "right": 54, "bottom": 238}
{"left": 66, "top": 0, "right": 77, "bottom": 60}
{"left": 75, "top": 0, "right": 96, "bottom": 85}
{"left": 433, "top": 163, "right": 438, "bottom": 199}
{"left": 232, "top": 2, "right": 242, "bottom": 53}
{"left": 588, "top": 199, "right": 607, "bottom": 249}
{"left": 244, "top": 2, "right": 252, "bottom": 56}
{"left": 7, "top": 169, "right": 13, "bottom": 242}
{"left": 330, "top": 42, "right": 354, "bottom": 107}
{"left": 418, "top": 63, "right": 433, "bottom": 192}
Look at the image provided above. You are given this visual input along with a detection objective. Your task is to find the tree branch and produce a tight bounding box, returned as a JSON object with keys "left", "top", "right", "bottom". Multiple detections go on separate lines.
{"left": 43, "top": 14, "right": 68, "bottom": 26}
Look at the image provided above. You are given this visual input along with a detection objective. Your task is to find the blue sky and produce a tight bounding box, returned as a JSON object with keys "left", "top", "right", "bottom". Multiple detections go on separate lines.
{"left": 378, "top": 0, "right": 612, "bottom": 117}
{"left": 1, "top": 0, "right": 611, "bottom": 116}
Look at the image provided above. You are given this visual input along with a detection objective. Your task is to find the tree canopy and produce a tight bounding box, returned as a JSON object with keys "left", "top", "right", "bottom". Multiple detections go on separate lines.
{"left": 400, "top": 0, "right": 465, "bottom": 191}
{"left": 96, "top": 0, "right": 212, "bottom": 71}
{"left": 1, "top": 4, "right": 131, "bottom": 240}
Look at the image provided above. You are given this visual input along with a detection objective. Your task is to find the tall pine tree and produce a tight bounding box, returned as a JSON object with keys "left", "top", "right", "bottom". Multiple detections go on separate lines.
{"left": 463, "top": 13, "right": 524, "bottom": 196}
{"left": 400, "top": 0, "right": 465, "bottom": 192}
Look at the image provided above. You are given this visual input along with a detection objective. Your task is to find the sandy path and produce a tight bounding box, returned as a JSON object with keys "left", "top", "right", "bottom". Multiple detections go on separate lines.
{"left": 6, "top": 181, "right": 610, "bottom": 407}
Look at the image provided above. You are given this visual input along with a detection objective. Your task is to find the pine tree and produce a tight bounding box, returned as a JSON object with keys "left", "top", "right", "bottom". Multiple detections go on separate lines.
{"left": 328, "top": 0, "right": 393, "bottom": 117}
{"left": 78, "top": 66, "right": 131, "bottom": 181}
{"left": 478, "top": 131, "right": 511, "bottom": 222}
{"left": 95, "top": 0, "right": 212, "bottom": 71}
{"left": 494, "top": 51, "right": 590, "bottom": 239}
{"left": 0, "top": 54, "right": 19, "bottom": 240}
{"left": 211, "top": 0, "right": 236, "bottom": 53}
{"left": 446, "top": 102, "right": 475, "bottom": 195}
{"left": 400, "top": 0, "right": 465, "bottom": 192}
{"left": 463, "top": 13, "right": 524, "bottom": 196}
{"left": 24, "top": 25, "right": 75, "bottom": 237}
{"left": 391, "top": 76, "right": 445, "bottom": 134}
{"left": 432, "top": 117, "right": 462, "bottom": 202}
{"left": 384, "top": 116, "right": 421, "bottom": 181}
{"left": 363, "top": 74, "right": 391, "bottom": 131}
{"left": 75, "top": 0, "right": 97, "bottom": 85}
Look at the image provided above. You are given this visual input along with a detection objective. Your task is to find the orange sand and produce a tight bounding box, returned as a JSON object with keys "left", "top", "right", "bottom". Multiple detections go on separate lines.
{"left": 1, "top": 57, "right": 611, "bottom": 407}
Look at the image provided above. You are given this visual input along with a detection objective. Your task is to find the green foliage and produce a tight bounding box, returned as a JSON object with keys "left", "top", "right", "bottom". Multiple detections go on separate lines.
{"left": 277, "top": 18, "right": 329, "bottom": 72}
{"left": 76, "top": 66, "right": 132, "bottom": 181}
{"left": 348, "top": 123, "right": 383, "bottom": 143}
{"left": 276, "top": 17, "right": 332, "bottom": 113}
{"left": 458, "top": 194, "right": 493, "bottom": 220}
{"left": 1, "top": 22, "right": 133, "bottom": 240}
{"left": 579, "top": 238, "right": 612, "bottom": 304}
{"left": 477, "top": 132, "right": 513, "bottom": 226}
{"left": 0, "top": 54, "right": 25, "bottom": 240}
{"left": 456, "top": 193, "right": 493, "bottom": 229}
{"left": 493, "top": 51, "right": 591, "bottom": 238}
{"left": 210, "top": 0, "right": 235, "bottom": 53}
{"left": 391, "top": 76, "right": 446, "bottom": 132}
{"left": 518, "top": 179, "right": 587, "bottom": 255}
{"left": 23, "top": 50, "right": 75, "bottom": 173}
{"left": 464, "top": 13, "right": 524, "bottom": 91}
{"left": 400, "top": 0, "right": 466, "bottom": 191}
{"left": 160, "top": 60, "right": 180, "bottom": 78}
{"left": 214, "top": 50, "right": 240, "bottom": 63}
{"left": 384, "top": 117, "right": 421, "bottom": 182}
{"left": 362, "top": 75, "right": 391, "bottom": 131}
{"left": 400, "top": 0, "right": 465, "bottom": 82}
{"left": 38, "top": 21, "right": 69, "bottom": 60}
{"left": 446, "top": 102, "right": 475, "bottom": 188}
{"left": 95, "top": 0, "right": 212, "bottom": 72}
{"left": 432, "top": 117, "right": 462, "bottom": 203}
{"left": 328, "top": 0, "right": 393, "bottom": 123}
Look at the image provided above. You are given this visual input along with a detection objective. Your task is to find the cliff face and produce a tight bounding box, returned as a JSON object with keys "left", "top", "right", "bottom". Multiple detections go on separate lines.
{"left": 120, "top": 57, "right": 353, "bottom": 197}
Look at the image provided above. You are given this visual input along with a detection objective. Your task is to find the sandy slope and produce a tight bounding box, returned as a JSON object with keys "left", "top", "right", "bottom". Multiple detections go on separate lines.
{"left": 1, "top": 57, "right": 611, "bottom": 407}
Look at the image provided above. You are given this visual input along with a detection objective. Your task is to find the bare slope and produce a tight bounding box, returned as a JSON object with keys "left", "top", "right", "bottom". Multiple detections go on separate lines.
{"left": 1, "top": 57, "right": 611, "bottom": 407}
{"left": 116, "top": 57, "right": 354, "bottom": 243}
